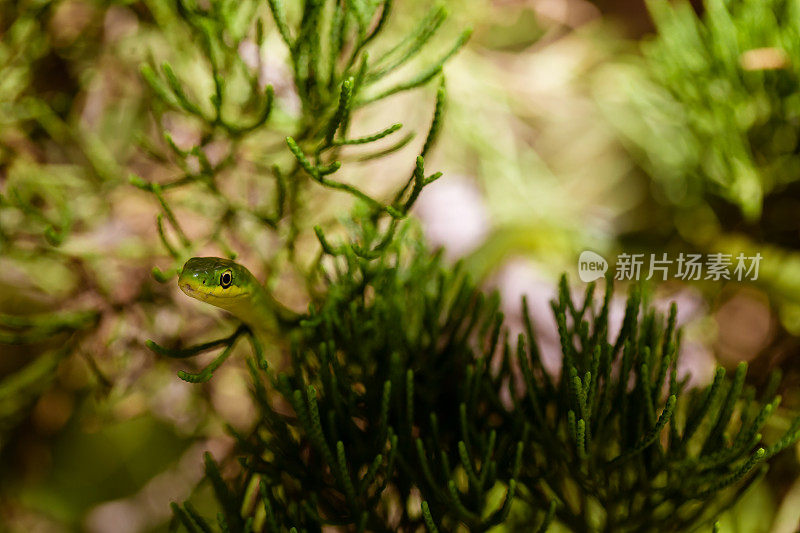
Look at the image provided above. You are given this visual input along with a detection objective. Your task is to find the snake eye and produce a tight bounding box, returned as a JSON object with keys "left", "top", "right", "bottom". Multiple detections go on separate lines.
{"left": 220, "top": 270, "right": 233, "bottom": 288}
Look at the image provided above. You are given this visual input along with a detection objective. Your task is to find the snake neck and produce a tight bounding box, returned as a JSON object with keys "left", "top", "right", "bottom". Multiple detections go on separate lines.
{"left": 224, "top": 286, "right": 274, "bottom": 333}
{"left": 226, "top": 285, "right": 299, "bottom": 336}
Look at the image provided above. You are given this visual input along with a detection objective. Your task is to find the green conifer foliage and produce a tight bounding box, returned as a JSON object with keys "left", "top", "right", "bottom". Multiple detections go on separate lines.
{"left": 169, "top": 235, "right": 800, "bottom": 532}
{"left": 134, "top": 0, "right": 468, "bottom": 283}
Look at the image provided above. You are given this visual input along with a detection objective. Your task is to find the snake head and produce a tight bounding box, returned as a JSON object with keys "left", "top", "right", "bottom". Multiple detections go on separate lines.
{"left": 178, "top": 257, "right": 257, "bottom": 310}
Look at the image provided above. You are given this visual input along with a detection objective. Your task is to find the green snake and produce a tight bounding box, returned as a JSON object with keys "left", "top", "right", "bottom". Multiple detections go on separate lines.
{"left": 178, "top": 257, "right": 295, "bottom": 336}
{"left": 179, "top": 257, "right": 289, "bottom": 522}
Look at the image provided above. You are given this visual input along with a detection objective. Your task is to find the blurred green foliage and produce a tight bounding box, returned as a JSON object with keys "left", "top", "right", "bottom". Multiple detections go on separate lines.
{"left": 628, "top": 0, "right": 800, "bottom": 222}
{"left": 20, "top": 412, "right": 189, "bottom": 525}
{"left": 590, "top": 0, "right": 800, "bottom": 341}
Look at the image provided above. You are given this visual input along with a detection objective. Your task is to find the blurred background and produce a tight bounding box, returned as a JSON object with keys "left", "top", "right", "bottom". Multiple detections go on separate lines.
{"left": 3, "top": 0, "right": 800, "bottom": 531}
